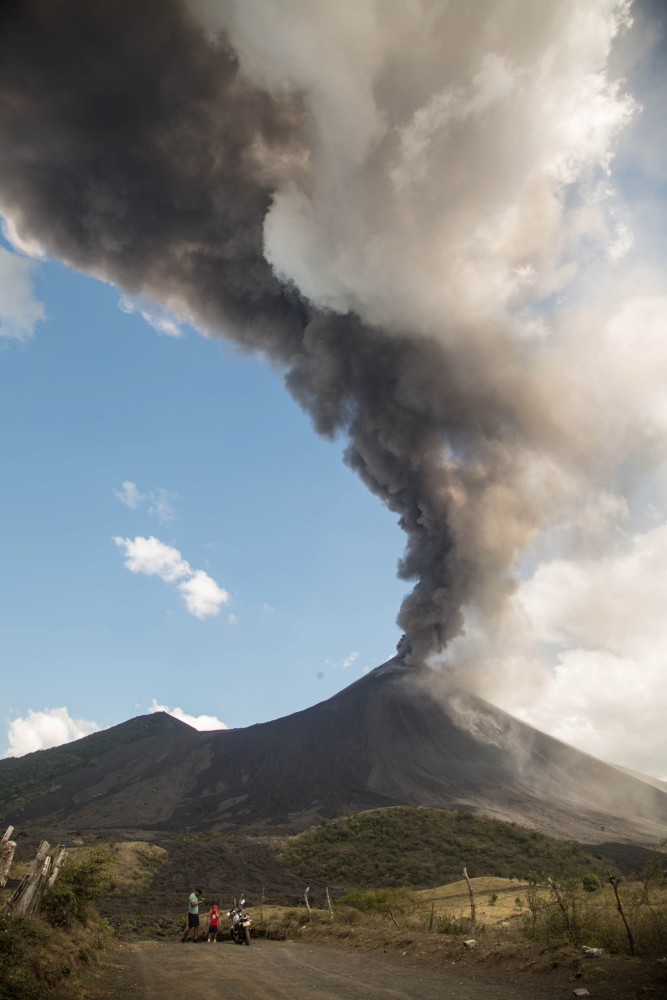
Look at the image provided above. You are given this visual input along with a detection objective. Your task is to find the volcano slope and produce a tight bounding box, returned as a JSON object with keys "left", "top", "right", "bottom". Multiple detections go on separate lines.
{"left": 1, "top": 658, "right": 666, "bottom": 853}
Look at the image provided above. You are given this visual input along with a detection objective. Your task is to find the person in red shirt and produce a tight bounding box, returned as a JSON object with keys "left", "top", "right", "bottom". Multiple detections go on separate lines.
{"left": 207, "top": 903, "right": 221, "bottom": 942}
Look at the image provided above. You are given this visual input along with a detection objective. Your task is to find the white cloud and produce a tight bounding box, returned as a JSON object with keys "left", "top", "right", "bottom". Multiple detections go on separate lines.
{"left": 178, "top": 569, "right": 229, "bottom": 619}
{"left": 326, "top": 651, "right": 359, "bottom": 670}
{"left": 113, "top": 535, "right": 191, "bottom": 582}
{"left": 114, "top": 480, "right": 146, "bottom": 509}
{"left": 148, "top": 699, "right": 228, "bottom": 731}
{"left": 0, "top": 246, "right": 45, "bottom": 342}
{"left": 479, "top": 521, "right": 667, "bottom": 779}
{"left": 5, "top": 707, "right": 100, "bottom": 758}
{"left": 114, "top": 481, "right": 176, "bottom": 522}
{"left": 113, "top": 535, "right": 230, "bottom": 619}
{"left": 147, "top": 488, "right": 176, "bottom": 523}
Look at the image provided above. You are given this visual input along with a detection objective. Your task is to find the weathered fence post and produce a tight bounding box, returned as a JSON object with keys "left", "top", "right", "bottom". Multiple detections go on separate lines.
{"left": 6, "top": 840, "right": 50, "bottom": 918}
{"left": 325, "top": 885, "right": 334, "bottom": 921}
{"left": 0, "top": 827, "right": 17, "bottom": 888}
{"left": 463, "top": 866, "right": 476, "bottom": 931}
{"left": 304, "top": 886, "right": 312, "bottom": 918}
{"left": 30, "top": 853, "right": 53, "bottom": 916}
{"left": 48, "top": 846, "right": 68, "bottom": 887}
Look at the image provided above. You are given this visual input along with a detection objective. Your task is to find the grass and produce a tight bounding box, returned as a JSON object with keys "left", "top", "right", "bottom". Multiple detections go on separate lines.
{"left": 254, "top": 873, "right": 667, "bottom": 960}
{"left": 0, "top": 913, "right": 111, "bottom": 1000}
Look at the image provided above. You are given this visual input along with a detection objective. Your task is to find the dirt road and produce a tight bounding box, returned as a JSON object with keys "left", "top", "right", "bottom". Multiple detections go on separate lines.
{"left": 80, "top": 938, "right": 594, "bottom": 1000}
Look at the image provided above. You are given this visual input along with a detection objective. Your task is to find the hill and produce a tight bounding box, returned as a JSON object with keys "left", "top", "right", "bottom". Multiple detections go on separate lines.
{"left": 0, "top": 712, "right": 191, "bottom": 817}
{"left": 280, "top": 806, "right": 611, "bottom": 888}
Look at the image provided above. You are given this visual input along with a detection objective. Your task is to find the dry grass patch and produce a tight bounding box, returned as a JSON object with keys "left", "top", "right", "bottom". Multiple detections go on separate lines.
{"left": 56, "top": 840, "right": 168, "bottom": 895}
{"left": 106, "top": 841, "right": 167, "bottom": 892}
{"left": 417, "top": 876, "right": 529, "bottom": 924}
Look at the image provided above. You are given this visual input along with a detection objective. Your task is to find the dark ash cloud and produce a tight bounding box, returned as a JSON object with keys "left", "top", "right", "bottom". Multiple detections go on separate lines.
{"left": 0, "top": 0, "right": 646, "bottom": 666}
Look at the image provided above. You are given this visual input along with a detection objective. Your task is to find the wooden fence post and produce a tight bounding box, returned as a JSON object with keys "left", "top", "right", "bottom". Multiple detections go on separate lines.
{"left": 463, "top": 866, "right": 476, "bottom": 931}
{"left": 325, "top": 885, "right": 334, "bottom": 921}
{"left": 48, "top": 846, "right": 68, "bottom": 887}
{"left": 6, "top": 840, "right": 50, "bottom": 918}
{"left": 30, "top": 854, "right": 53, "bottom": 917}
{"left": 304, "top": 886, "right": 312, "bottom": 918}
{"left": 0, "top": 827, "right": 17, "bottom": 888}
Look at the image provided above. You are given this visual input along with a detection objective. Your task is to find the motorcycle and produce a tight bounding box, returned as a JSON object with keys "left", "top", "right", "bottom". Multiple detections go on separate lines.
{"left": 227, "top": 899, "right": 252, "bottom": 945}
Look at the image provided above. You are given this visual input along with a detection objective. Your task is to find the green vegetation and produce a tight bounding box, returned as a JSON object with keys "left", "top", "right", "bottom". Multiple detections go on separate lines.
{"left": 0, "top": 846, "right": 115, "bottom": 999}
{"left": 582, "top": 873, "right": 601, "bottom": 893}
{"left": 42, "top": 849, "right": 115, "bottom": 926}
{"left": 0, "top": 914, "right": 110, "bottom": 1000}
{"left": 280, "top": 806, "right": 610, "bottom": 888}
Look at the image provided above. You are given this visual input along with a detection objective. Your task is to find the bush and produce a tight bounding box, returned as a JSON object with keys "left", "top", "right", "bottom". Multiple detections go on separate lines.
{"left": 582, "top": 874, "right": 601, "bottom": 893}
{"left": 41, "top": 850, "right": 115, "bottom": 927}
{"left": 0, "top": 915, "right": 99, "bottom": 1000}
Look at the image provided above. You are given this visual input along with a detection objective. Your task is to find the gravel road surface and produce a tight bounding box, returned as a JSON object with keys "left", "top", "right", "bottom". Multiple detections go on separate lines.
{"left": 81, "top": 938, "right": 582, "bottom": 1000}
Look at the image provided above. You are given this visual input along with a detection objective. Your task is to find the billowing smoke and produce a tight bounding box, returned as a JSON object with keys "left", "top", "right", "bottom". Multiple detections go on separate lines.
{"left": 0, "top": 1, "right": 659, "bottom": 666}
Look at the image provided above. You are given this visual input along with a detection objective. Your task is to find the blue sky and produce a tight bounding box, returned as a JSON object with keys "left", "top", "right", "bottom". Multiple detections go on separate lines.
{"left": 0, "top": 250, "right": 407, "bottom": 743}
{"left": 2, "top": 0, "right": 667, "bottom": 781}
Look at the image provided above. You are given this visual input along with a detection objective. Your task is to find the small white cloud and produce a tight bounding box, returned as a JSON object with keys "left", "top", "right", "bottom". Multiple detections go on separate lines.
{"left": 147, "top": 487, "right": 176, "bottom": 523}
{"left": 148, "top": 699, "right": 228, "bottom": 731}
{"left": 5, "top": 707, "right": 100, "bottom": 757}
{"left": 178, "top": 569, "right": 229, "bottom": 619}
{"left": 325, "top": 651, "right": 360, "bottom": 670}
{"left": 113, "top": 481, "right": 176, "bottom": 522}
{"left": 113, "top": 535, "right": 230, "bottom": 619}
{"left": 114, "top": 480, "right": 146, "bottom": 509}
{"left": 113, "top": 535, "right": 191, "bottom": 582}
{"left": 0, "top": 246, "right": 46, "bottom": 342}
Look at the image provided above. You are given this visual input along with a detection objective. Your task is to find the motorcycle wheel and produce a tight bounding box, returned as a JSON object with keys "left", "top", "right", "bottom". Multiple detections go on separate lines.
{"left": 243, "top": 926, "right": 251, "bottom": 945}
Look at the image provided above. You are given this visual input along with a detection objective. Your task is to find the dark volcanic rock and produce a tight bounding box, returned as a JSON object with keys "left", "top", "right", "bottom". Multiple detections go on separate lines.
{"left": 1, "top": 659, "right": 666, "bottom": 849}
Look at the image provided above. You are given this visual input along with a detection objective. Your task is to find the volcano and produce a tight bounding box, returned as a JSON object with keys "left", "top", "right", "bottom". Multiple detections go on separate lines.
{"left": 1, "top": 658, "right": 666, "bottom": 851}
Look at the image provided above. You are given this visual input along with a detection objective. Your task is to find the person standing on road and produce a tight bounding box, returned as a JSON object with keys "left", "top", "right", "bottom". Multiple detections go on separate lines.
{"left": 181, "top": 888, "right": 205, "bottom": 942}
{"left": 207, "top": 903, "right": 221, "bottom": 942}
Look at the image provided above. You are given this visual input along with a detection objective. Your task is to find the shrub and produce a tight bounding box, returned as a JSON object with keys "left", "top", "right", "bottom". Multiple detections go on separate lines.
{"left": 41, "top": 850, "right": 115, "bottom": 927}
{"left": 582, "top": 874, "right": 601, "bottom": 893}
{"left": 0, "top": 914, "right": 101, "bottom": 1000}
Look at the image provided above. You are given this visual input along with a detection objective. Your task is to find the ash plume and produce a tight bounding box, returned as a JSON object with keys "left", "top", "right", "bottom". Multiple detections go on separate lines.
{"left": 0, "top": 0, "right": 655, "bottom": 667}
